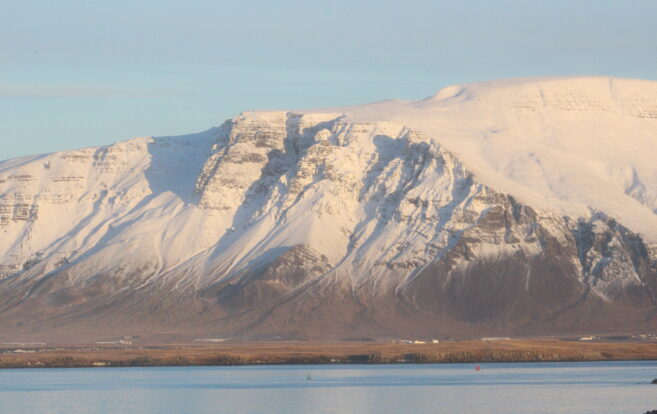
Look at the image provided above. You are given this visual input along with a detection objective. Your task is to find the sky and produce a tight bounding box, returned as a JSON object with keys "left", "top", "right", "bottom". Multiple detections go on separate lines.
{"left": 2, "top": 0, "right": 657, "bottom": 160}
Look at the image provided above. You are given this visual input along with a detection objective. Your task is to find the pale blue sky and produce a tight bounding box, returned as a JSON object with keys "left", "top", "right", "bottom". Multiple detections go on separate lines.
{"left": 2, "top": 0, "right": 657, "bottom": 159}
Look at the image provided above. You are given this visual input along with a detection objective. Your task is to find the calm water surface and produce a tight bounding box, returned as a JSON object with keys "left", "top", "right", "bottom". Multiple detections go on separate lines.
{"left": 0, "top": 361, "right": 656, "bottom": 414}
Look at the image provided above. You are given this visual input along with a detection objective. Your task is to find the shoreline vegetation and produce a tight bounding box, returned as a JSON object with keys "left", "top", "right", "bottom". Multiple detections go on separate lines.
{"left": 1, "top": 339, "right": 657, "bottom": 369}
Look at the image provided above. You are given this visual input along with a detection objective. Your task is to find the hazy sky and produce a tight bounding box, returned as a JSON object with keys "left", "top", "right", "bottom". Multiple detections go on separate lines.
{"left": 2, "top": 0, "right": 657, "bottom": 159}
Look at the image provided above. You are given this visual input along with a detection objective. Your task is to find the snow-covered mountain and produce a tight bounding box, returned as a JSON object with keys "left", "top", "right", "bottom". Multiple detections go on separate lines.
{"left": 2, "top": 76, "right": 657, "bottom": 342}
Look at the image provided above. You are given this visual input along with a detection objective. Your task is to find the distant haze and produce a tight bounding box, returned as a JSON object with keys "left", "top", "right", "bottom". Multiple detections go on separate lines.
{"left": 2, "top": 0, "right": 657, "bottom": 160}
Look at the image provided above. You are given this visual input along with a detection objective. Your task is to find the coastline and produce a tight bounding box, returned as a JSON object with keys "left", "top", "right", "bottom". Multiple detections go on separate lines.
{"left": 2, "top": 339, "right": 657, "bottom": 369}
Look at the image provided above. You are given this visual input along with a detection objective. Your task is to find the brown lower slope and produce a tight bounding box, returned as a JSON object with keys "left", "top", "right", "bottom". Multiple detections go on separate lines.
{"left": 2, "top": 194, "right": 657, "bottom": 342}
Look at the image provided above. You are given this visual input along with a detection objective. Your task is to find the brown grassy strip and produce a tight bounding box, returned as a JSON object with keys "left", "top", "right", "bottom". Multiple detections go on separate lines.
{"left": 1, "top": 340, "right": 657, "bottom": 368}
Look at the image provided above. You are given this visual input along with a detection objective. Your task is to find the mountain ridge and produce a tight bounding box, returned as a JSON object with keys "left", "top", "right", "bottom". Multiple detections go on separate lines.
{"left": 1, "top": 76, "right": 657, "bottom": 342}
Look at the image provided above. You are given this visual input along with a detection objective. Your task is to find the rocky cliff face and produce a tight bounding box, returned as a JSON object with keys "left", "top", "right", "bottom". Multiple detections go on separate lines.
{"left": 1, "top": 77, "right": 657, "bottom": 342}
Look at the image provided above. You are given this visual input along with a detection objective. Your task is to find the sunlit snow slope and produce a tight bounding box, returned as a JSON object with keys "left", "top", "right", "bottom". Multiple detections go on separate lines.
{"left": 1, "top": 77, "right": 657, "bottom": 342}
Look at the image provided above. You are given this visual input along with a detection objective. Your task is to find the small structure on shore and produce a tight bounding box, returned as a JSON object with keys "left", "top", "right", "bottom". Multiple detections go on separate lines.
{"left": 578, "top": 336, "right": 596, "bottom": 341}
{"left": 96, "top": 339, "right": 131, "bottom": 345}
{"left": 193, "top": 338, "right": 228, "bottom": 343}
{"left": 398, "top": 339, "right": 439, "bottom": 344}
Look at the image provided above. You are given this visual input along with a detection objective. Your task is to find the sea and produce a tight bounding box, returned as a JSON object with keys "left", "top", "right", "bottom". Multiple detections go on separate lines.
{"left": 0, "top": 361, "right": 655, "bottom": 413}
